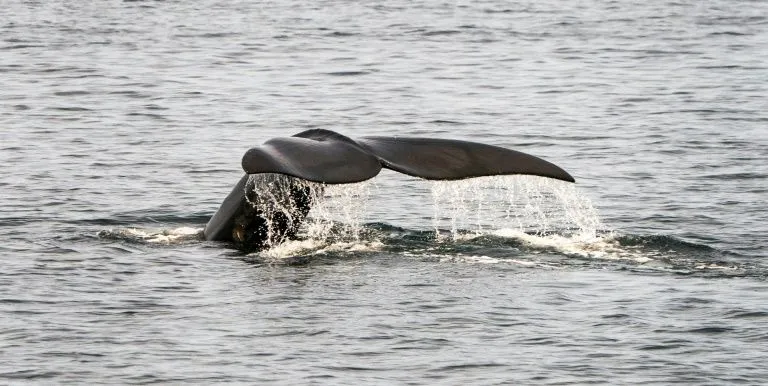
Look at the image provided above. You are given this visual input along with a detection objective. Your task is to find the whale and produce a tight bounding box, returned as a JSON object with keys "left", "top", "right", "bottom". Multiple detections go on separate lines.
{"left": 204, "top": 129, "right": 575, "bottom": 250}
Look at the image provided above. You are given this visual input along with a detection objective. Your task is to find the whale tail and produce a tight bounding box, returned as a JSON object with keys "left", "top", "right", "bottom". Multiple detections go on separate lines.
{"left": 205, "top": 129, "right": 575, "bottom": 248}
{"left": 241, "top": 129, "right": 574, "bottom": 184}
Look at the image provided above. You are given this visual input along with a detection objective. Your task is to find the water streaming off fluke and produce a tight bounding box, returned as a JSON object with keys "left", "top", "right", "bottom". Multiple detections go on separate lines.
{"left": 430, "top": 175, "right": 604, "bottom": 240}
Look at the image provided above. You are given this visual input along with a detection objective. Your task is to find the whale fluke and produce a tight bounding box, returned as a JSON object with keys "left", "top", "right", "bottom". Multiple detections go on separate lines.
{"left": 356, "top": 136, "right": 575, "bottom": 182}
{"left": 206, "top": 129, "right": 575, "bottom": 249}
{"left": 241, "top": 129, "right": 574, "bottom": 184}
{"left": 241, "top": 131, "right": 381, "bottom": 184}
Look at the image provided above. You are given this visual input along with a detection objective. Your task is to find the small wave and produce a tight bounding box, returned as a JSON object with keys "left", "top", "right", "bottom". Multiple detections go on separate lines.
{"left": 244, "top": 238, "right": 385, "bottom": 265}
{"left": 422, "top": 30, "right": 461, "bottom": 37}
{"left": 53, "top": 90, "right": 91, "bottom": 96}
{"left": 98, "top": 227, "right": 203, "bottom": 244}
{"left": 488, "top": 228, "right": 654, "bottom": 262}
{"left": 172, "top": 32, "right": 240, "bottom": 39}
{"left": 480, "top": 231, "right": 751, "bottom": 277}
{"left": 612, "top": 234, "right": 720, "bottom": 254}
{"left": 420, "top": 253, "right": 550, "bottom": 267}
{"left": 324, "top": 71, "right": 370, "bottom": 76}
{"left": 325, "top": 31, "right": 358, "bottom": 37}
{"left": 48, "top": 107, "right": 91, "bottom": 112}
{"left": 698, "top": 172, "right": 767, "bottom": 181}
{"left": 1, "top": 44, "right": 45, "bottom": 50}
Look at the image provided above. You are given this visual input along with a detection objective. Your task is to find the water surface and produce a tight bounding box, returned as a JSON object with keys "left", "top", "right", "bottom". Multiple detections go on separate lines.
{"left": 1, "top": 0, "right": 767, "bottom": 384}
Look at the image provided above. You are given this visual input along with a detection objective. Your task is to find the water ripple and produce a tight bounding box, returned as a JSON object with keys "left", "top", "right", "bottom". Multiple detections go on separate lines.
{"left": 2, "top": 0, "right": 768, "bottom": 383}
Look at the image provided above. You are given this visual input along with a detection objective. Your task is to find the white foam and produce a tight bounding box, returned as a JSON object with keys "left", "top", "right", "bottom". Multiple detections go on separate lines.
{"left": 254, "top": 238, "right": 384, "bottom": 260}
{"left": 404, "top": 252, "right": 556, "bottom": 267}
{"left": 118, "top": 227, "right": 203, "bottom": 244}
{"left": 491, "top": 228, "right": 654, "bottom": 263}
{"left": 440, "top": 254, "right": 502, "bottom": 264}
{"left": 694, "top": 263, "right": 739, "bottom": 271}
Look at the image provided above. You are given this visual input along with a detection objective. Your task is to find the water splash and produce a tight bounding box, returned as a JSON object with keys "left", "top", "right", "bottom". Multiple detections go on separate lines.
{"left": 243, "top": 174, "right": 323, "bottom": 248}
{"left": 243, "top": 176, "right": 375, "bottom": 258}
{"left": 425, "top": 175, "right": 653, "bottom": 262}
{"left": 94, "top": 175, "right": 739, "bottom": 273}
{"left": 246, "top": 175, "right": 612, "bottom": 260}
{"left": 431, "top": 175, "right": 604, "bottom": 240}
{"left": 302, "top": 180, "right": 373, "bottom": 242}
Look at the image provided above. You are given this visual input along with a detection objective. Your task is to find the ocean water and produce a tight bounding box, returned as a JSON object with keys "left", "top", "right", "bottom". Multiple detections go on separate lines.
{"left": 2, "top": 0, "right": 767, "bottom": 384}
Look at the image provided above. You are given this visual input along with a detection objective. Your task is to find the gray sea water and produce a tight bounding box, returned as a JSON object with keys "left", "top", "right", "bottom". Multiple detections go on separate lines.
{"left": 2, "top": 0, "right": 767, "bottom": 384}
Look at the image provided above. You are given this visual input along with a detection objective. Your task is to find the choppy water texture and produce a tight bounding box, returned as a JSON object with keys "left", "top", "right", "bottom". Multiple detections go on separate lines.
{"left": 2, "top": 0, "right": 767, "bottom": 384}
